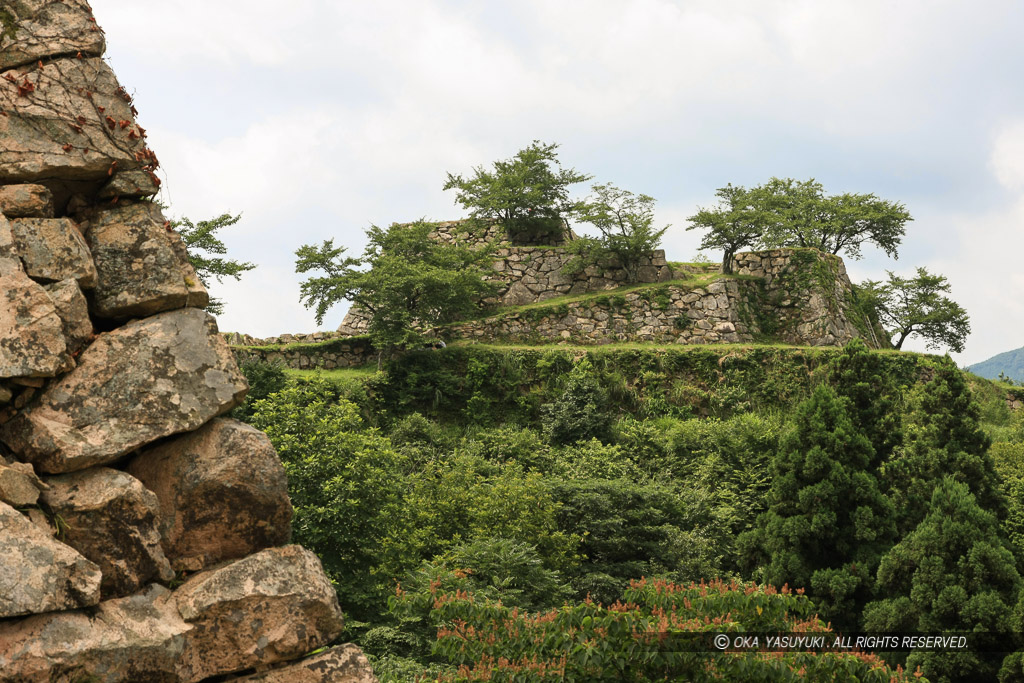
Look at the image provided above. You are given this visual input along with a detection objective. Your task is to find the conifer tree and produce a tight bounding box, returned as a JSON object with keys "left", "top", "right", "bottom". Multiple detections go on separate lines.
{"left": 743, "top": 384, "right": 895, "bottom": 629}
{"left": 882, "top": 358, "right": 1004, "bottom": 535}
{"left": 864, "top": 477, "right": 1020, "bottom": 683}
{"left": 826, "top": 338, "right": 903, "bottom": 468}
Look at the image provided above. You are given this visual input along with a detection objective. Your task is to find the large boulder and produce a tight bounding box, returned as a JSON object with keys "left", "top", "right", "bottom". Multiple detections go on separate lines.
{"left": 0, "top": 499, "right": 101, "bottom": 617}
{"left": 0, "top": 0, "right": 105, "bottom": 70}
{"left": 128, "top": 417, "right": 293, "bottom": 572}
{"left": 85, "top": 201, "right": 209, "bottom": 319}
{"left": 0, "top": 584, "right": 190, "bottom": 682}
{"left": 44, "top": 276, "right": 93, "bottom": 353}
{"left": 9, "top": 216, "right": 97, "bottom": 286}
{"left": 0, "top": 548, "right": 345, "bottom": 682}
{"left": 174, "top": 545, "right": 345, "bottom": 681}
{"left": 0, "top": 57, "right": 148, "bottom": 184}
{"left": 0, "top": 228, "right": 70, "bottom": 378}
{"left": 0, "top": 455, "right": 46, "bottom": 506}
{"left": 42, "top": 467, "right": 175, "bottom": 598}
{"left": 228, "top": 645, "right": 378, "bottom": 682}
{"left": 0, "top": 307, "right": 248, "bottom": 473}
{"left": 0, "top": 182, "right": 54, "bottom": 217}
{"left": 99, "top": 168, "right": 161, "bottom": 198}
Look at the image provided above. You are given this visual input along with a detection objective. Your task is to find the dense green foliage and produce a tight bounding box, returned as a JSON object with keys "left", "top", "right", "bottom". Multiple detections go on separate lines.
{"left": 687, "top": 177, "right": 910, "bottom": 273}
{"left": 566, "top": 183, "right": 670, "bottom": 282}
{"left": 754, "top": 177, "right": 910, "bottom": 259}
{"left": 233, "top": 342, "right": 1024, "bottom": 682}
{"left": 687, "top": 184, "right": 768, "bottom": 273}
{"left": 742, "top": 384, "right": 896, "bottom": 630}
{"left": 860, "top": 267, "right": 972, "bottom": 352}
{"left": 864, "top": 478, "right": 1021, "bottom": 682}
{"left": 883, "top": 361, "right": 1003, "bottom": 535}
{"left": 295, "top": 221, "right": 498, "bottom": 354}
{"left": 175, "top": 212, "right": 256, "bottom": 316}
{"left": 443, "top": 141, "right": 590, "bottom": 244}
{"left": 392, "top": 573, "right": 919, "bottom": 681}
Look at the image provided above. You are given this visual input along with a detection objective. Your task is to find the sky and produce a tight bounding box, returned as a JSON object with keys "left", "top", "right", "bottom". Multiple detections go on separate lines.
{"left": 88, "top": 0, "right": 1024, "bottom": 366}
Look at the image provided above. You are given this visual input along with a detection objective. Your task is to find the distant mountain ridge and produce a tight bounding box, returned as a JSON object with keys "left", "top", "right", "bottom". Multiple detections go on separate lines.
{"left": 968, "top": 346, "right": 1024, "bottom": 382}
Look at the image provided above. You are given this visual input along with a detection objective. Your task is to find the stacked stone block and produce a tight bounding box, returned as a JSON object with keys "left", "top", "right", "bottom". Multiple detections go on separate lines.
{"left": 337, "top": 218, "right": 674, "bottom": 334}
{"left": 0, "top": 2, "right": 375, "bottom": 680}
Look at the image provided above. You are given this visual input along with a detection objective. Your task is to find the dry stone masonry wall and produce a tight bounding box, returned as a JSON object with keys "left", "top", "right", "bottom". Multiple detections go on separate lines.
{"left": 0, "top": 3, "right": 375, "bottom": 681}
{"left": 337, "top": 219, "right": 674, "bottom": 334}
{"left": 448, "top": 248, "right": 871, "bottom": 348}
{"left": 242, "top": 249, "right": 875, "bottom": 372}
{"left": 229, "top": 331, "right": 377, "bottom": 370}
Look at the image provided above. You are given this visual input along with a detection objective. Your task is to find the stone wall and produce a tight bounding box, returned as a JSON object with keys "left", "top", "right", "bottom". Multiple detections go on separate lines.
{"left": 338, "top": 218, "right": 676, "bottom": 334}
{"left": 447, "top": 248, "right": 875, "bottom": 348}
{"left": 449, "top": 279, "right": 753, "bottom": 345}
{"left": 729, "top": 249, "right": 872, "bottom": 348}
{"left": 251, "top": 249, "right": 876, "bottom": 372}
{"left": 229, "top": 332, "right": 377, "bottom": 370}
{"left": 0, "top": 3, "right": 375, "bottom": 681}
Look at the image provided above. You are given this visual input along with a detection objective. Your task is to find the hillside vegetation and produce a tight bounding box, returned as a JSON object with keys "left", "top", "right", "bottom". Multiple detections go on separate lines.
{"left": 232, "top": 340, "right": 1024, "bottom": 682}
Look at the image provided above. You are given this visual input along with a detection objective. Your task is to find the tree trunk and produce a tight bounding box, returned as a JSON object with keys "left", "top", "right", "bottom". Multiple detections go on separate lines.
{"left": 893, "top": 330, "right": 909, "bottom": 350}
{"left": 721, "top": 250, "right": 733, "bottom": 274}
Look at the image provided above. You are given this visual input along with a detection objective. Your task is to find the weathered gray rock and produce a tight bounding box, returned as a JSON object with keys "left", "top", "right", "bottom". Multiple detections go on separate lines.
{"left": 128, "top": 417, "right": 292, "bottom": 572}
{"left": 42, "top": 467, "right": 175, "bottom": 598}
{"left": 502, "top": 280, "right": 535, "bottom": 306}
{"left": 0, "top": 244, "right": 70, "bottom": 379}
{"left": 99, "top": 168, "right": 161, "bottom": 198}
{"left": 0, "top": 584, "right": 190, "bottom": 682}
{"left": 0, "top": 182, "right": 54, "bottom": 217}
{"left": 0, "top": 57, "right": 147, "bottom": 183}
{"left": 9, "top": 216, "right": 97, "bottom": 286}
{"left": 1, "top": 307, "right": 248, "bottom": 473}
{"left": 85, "top": 201, "right": 209, "bottom": 319}
{"left": 45, "top": 276, "right": 93, "bottom": 352}
{"left": 0, "top": 499, "right": 101, "bottom": 617}
{"left": 0, "top": 548, "right": 345, "bottom": 682}
{"left": 0, "top": 0, "right": 105, "bottom": 70}
{"left": 228, "top": 645, "right": 378, "bottom": 682}
{"left": 0, "top": 456, "right": 46, "bottom": 506}
{"left": 174, "top": 545, "right": 345, "bottom": 681}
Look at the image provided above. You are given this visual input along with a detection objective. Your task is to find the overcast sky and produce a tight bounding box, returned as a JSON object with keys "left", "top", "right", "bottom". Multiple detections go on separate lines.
{"left": 89, "top": 0, "right": 1024, "bottom": 365}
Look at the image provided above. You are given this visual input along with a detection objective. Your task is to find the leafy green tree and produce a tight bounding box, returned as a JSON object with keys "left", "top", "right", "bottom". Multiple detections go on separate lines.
{"left": 864, "top": 477, "right": 1020, "bottom": 683}
{"left": 175, "top": 212, "right": 256, "bottom": 315}
{"left": 860, "top": 267, "right": 971, "bottom": 352}
{"left": 566, "top": 183, "right": 670, "bottom": 282}
{"left": 742, "top": 384, "right": 895, "bottom": 629}
{"left": 384, "top": 452, "right": 580, "bottom": 583}
{"left": 686, "top": 183, "right": 767, "bottom": 274}
{"left": 687, "top": 178, "right": 911, "bottom": 272}
{"left": 248, "top": 377, "right": 410, "bottom": 621}
{"left": 443, "top": 140, "right": 591, "bottom": 244}
{"left": 295, "top": 220, "right": 497, "bottom": 360}
{"left": 756, "top": 177, "right": 910, "bottom": 259}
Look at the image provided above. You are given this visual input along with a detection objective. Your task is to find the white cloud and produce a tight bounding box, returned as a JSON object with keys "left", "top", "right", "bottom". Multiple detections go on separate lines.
{"left": 990, "top": 121, "right": 1024, "bottom": 191}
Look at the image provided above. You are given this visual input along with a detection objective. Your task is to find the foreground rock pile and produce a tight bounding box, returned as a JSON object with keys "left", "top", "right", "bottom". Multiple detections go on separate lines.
{"left": 0, "top": 2, "right": 375, "bottom": 680}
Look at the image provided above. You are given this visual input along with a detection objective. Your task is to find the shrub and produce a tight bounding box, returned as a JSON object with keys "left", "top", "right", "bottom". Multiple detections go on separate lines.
{"left": 230, "top": 358, "right": 288, "bottom": 422}
{"left": 248, "top": 378, "right": 410, "bottom": 620}
{"left": 391, "top": 572, "right": 921, "bottom": 682}
{"left": 541, "top": 359, "right": 612, "bottom": 445}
